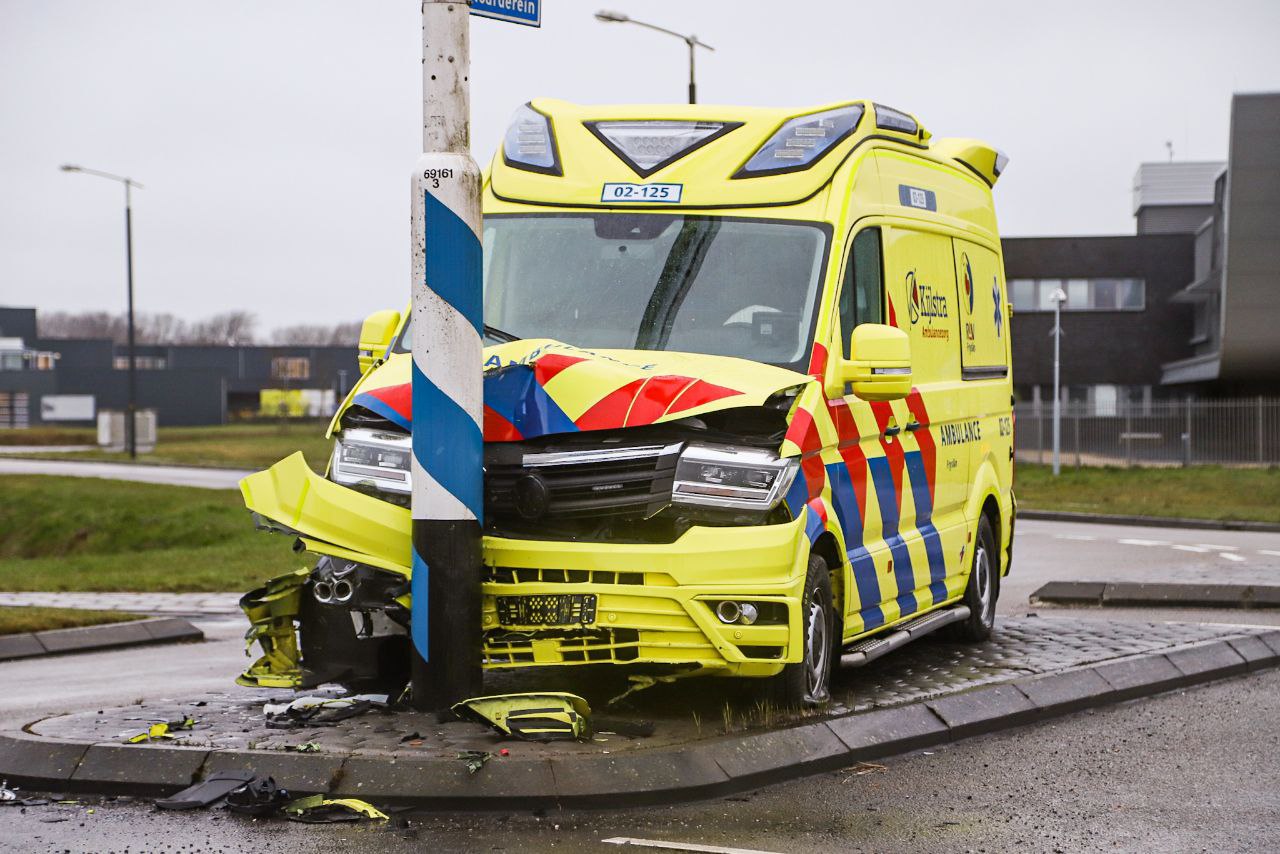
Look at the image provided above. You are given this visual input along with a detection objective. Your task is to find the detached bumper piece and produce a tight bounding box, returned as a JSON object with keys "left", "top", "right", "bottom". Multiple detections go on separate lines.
{"left": 238, "top": 568, "right": 309, "bottom": 689}
{"left": 452, "top": 692, "right": 592, "bottom": 742}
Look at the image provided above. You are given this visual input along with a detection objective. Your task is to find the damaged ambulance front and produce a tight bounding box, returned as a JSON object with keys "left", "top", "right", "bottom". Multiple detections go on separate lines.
{"left": 238, "top": 98, "right": 904, "bottom": 705}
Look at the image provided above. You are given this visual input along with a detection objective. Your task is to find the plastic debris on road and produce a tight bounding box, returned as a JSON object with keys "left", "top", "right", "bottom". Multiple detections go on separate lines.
{"left": 452, "top": 692, "right": 592, "bottom": 742}
{"left": 124, "top": 716, "right": 196, "bottom": 744}
{"left": 155, "top": 770, "right": 256, "bottom": 810}
{"left": 283, "top": 795, "right": 388, "bottom": 823}
{"left": 457, "top": 750, "right": 491, "bottom": 774}
{"left": 263, "top": 693, "right": 389, "bottom": 728}
{"left": 226, "top": 776, "right": 291, "bottom": 816}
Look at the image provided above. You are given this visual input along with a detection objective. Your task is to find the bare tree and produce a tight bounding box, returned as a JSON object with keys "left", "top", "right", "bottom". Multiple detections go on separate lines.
{"left": 184, "top": 311, "right": 258, "bottom": 345}
{"left": 271, "top": 321, "right": 362, "bottom": 346}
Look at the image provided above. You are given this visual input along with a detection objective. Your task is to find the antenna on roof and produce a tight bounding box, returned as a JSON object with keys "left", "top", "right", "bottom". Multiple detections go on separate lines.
{"left": 1165, "top": 140, "right": 1174, "bottom": 162}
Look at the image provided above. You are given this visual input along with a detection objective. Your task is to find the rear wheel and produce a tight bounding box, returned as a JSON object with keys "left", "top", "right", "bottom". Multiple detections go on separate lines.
{"left": 769, "top": 554, "right": 834, "bottom": 707}
{"left": 953, "top": 514, "right": 998, "bottom": 642}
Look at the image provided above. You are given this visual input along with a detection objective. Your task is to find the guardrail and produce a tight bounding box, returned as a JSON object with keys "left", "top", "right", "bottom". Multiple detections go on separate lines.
{"left": 1015, "top": 397, "right": 1280, "bottom": 467}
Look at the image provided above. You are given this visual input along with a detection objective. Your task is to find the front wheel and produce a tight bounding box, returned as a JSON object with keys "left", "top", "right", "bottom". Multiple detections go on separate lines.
{"left": 952, "top": 514, "right": 998, "bottom": 642}
{"left": 769, "top": 554, "right": 835, "bottom": 707}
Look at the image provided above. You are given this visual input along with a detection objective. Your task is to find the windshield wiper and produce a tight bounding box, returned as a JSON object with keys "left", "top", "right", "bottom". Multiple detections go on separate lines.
{"left": 484, "top": 323, "right": 521, "bottom": 343}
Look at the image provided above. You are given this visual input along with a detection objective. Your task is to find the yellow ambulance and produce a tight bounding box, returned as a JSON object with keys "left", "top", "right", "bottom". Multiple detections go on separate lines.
{"left": 238, "top": 98, "right": 1015, "bottom": 706}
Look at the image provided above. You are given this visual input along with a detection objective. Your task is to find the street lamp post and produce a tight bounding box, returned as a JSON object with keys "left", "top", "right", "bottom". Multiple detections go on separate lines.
{"left": 61, "top": 165, "right": 143, "bottom": 459}
{"left": 1050, "top": 287, "right": 1067, "bottom": 476}
{"left": 594, "top": 10, "right": 714, "bottom": 104}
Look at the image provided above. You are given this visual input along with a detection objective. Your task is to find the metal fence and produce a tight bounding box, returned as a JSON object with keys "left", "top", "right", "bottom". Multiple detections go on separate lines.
{"left": 1015, "top": 397, "right": 1280, "bottom": 468}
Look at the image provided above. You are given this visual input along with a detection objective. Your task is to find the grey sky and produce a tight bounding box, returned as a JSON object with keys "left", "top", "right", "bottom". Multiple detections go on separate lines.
{"left": 2, "top": 0, "right": 1278, "bottom": 328}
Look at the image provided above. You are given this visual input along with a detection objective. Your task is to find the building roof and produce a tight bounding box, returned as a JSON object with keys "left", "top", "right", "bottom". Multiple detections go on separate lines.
{"left": 1132, "top": 161, "right": 1225, "bottom": 213}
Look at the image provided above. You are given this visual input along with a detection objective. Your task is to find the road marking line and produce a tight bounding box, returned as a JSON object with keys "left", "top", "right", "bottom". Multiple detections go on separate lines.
{"left": 1118, "top": 538, "right": 1169, "bottom": 547}
{"left": 1259, "top": 550, "right": 1280, "bottom": 558}
{"left": 603, "top": 839, "right": 785, "bottom": 854}
{"left": 1055, "top": 534, "right": 1096, "bottom": 541}
{"left": 1197, "top": 544, "right": 1238, "bottom": 551}
{"left": 1171, "top": 545, "right": 1211, "bottom": 553}
{"left": 1220, "top": 552, "right": 1246, "bottom": 562}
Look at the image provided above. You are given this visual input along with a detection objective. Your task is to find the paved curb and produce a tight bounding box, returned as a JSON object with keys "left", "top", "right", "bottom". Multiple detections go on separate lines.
{"left": 1017, "top": 509, "right": 1280, "bottom": 533}
{"left": 1031, "top": 581, "right": 1280, "bottom": 610}
{"left": 0, "top": 617, "right": 203, "bottom": 662}
{"left": 1, "top": 630, "right": 1275, "bottom": 809}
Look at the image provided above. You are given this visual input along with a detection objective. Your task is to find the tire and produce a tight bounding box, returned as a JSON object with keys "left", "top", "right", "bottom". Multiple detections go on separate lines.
{"left": 769, "top": 553, "right": 835, "bottom": 707}
{"left": 953, "top": 514, "right": 999, "bottom": 642}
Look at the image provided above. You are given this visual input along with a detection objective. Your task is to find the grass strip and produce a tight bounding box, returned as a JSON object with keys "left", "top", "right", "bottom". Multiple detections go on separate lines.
{"left": 1015, "top": 464, "right": 1280, "bottom": 524}
{"left": 0, "top": 605, "right": 142, "bottom": 636}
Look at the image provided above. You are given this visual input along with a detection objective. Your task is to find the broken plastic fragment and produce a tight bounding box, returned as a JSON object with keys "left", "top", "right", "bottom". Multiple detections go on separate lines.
{"left": 226, "top": 777, "right": 291, "bottom": 816}
{"left": 155, "top": 770, "right": 255, "bottom": 811}
{"left": 457, "top": 750, "right": 491, "bottom": 774}
{"left": 283, "top": 795, "right": 388, "bottom": 823}
{"left": 451, "top": 692, "right": 592, "bottom": 742}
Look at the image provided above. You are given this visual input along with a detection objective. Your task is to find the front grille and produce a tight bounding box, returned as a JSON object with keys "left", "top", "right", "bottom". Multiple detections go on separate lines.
{"left": 485, "top": 442, "right": 681, "bottom": 524}
{"left": 483, "top": 628, "right": 641, "bottom": 665}
{"left": 484, "top": 566, "right": 652, "bottom": 585}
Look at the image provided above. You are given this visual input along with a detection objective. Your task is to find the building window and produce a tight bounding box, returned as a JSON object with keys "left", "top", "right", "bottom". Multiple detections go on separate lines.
{"left": 113, "top": 356, "right": 168, "bottom": 370}
{"left": 1009, "top": 278, "right": 1145, "bottom": 312}
{"left": 272, "top": 357, "right": 311, "bottom": 380}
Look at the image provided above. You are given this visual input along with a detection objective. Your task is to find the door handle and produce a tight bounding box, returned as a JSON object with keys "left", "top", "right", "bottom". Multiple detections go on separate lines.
{"left": 883, "top": 425, "right": 901, "bottom": 438}
{"left": 905, "top": 420, "right": 923, "bottom": 432}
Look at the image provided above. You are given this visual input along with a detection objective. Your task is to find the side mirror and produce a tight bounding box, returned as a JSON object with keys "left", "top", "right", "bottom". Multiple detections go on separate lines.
{"left": 358, "top": 309, "right": 402, "bottom": 374}
{"left": 839, "top": 324, "right": 912, "bottom": 401}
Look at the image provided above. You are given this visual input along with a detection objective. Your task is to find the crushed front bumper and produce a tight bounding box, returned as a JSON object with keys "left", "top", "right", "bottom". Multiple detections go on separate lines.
{"left": 237, "top": 453, "right": 810, "bottom": 687}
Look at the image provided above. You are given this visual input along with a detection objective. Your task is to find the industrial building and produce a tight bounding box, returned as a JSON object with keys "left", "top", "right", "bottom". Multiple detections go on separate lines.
{"left": 0, "top": 306, "right": 354, "bottom": 429}
{"left": 1005, "top": 92, "right": 1280, "bottom": 408}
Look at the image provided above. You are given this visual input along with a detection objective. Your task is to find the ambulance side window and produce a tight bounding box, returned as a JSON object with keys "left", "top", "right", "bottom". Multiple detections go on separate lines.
{"left": 840, "top": 227, "right": 884, "bottom": 359}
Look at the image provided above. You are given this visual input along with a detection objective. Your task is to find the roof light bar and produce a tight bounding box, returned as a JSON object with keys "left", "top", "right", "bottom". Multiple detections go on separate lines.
{"left": 873, "top": 103, "right": 919, "bottom": 136}
{"left": 586, "top": 120, "right": 739, "bottom": 178}
{"left": 733, "top": 104, "right": 864, "bottom": 178}
{"left": 503, "top": 103, "right": 562, "bottom": 175}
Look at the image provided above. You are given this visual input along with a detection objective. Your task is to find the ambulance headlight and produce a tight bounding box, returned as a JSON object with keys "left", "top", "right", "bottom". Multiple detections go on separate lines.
{"left": 502, "top": 103, "right": 561, "bottom": 175}
{"left": 734, "top": 103, "right": 865, "bottom": 178}
{"left": 673, "top": 445, "right": 799, "bottom": 511}
{"left": 331, "top": 428, "right": 412, "bottom": 497}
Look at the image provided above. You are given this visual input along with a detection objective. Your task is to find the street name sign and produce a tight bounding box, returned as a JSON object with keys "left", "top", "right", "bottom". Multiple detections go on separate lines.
{"left": 469, "top": 0, "right": 541, "bottom": 27}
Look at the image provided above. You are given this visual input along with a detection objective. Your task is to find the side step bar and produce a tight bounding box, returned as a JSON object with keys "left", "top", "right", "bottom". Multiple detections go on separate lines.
{"left": 839, "top": 605, "right": 971, "bottom": 668}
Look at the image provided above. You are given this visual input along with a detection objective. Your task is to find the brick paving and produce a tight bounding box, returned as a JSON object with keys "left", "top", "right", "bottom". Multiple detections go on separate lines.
{"left": 28, "top": 616, "right": 1264, "bottom": 762}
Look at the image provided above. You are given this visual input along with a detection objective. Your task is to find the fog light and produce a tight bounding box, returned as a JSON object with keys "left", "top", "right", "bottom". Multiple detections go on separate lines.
{"left": 738, "top": 602, "right": 759, "bottom": 625}
{"left": 715, "top": 600, "right": 741, "bottom": 624}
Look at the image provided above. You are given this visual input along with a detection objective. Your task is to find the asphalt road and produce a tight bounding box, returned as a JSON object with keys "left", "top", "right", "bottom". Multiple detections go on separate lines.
{"left": 3, "top": 517, "right": 1280, "bottom": 852}
{"left": 5, "top": 668, "right": 1277, "bottom": 853}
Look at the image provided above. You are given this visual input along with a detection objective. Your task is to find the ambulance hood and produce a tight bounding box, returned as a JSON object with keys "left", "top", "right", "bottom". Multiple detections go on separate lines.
{"left": 343, "top": 340, "right": 813, "bottom": 442}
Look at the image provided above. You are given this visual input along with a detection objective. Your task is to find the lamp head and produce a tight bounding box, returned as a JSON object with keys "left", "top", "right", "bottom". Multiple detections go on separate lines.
{"left": 60, "top": 164, "right": 81, "bottom": 172}
{"left": 595, "top": 10, "right": 629, "bottom": 22}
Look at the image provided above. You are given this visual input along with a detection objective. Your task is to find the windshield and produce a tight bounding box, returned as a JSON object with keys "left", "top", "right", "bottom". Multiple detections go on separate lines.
{"left": 482, "top": 214, "right": 829, "bottom": 369}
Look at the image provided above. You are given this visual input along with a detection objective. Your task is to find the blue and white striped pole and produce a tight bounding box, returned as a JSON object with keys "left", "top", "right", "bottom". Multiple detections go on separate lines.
{"left": 410, "top": 0, "right": 484, "bottom": 710}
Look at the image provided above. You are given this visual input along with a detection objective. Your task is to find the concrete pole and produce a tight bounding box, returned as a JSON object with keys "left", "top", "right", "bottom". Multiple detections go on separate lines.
{"left": 1051, "top": 293, "right": 1064, "bottom": 476}
{"left": 124, "top": 180, "right": 138, "bottom": 459}
{"left": 410, "top": 0, "right": 484, "bottom": 711}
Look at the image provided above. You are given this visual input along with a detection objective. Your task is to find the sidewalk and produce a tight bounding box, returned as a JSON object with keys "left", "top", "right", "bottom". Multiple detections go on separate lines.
{"left": 0, "top": 458, "right": 248, "bottom": 489}
{"left": 0, "top": 591, "right": 241, "bottom": 617}
{"left": 4, "top": 615, "right": 1274, "bottom": 808}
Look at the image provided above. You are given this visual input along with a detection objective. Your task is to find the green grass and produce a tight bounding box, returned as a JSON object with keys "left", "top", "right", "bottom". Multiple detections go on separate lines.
{"left": 1016, "top": 464, "right": 1280, "bottom": 524}
{"left": 0, "top": 475, "right": 303, "bottom": 592}
{"left": 0, "top": 605, "right": 142, "bottom": 636}
{"left": 2, "top": 422, "right": 332, "bottom": 471}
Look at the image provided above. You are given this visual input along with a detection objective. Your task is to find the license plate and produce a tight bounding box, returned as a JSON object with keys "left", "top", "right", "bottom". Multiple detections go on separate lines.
{"left": 600, "top": 182, "right": 682, "bottom": 203}
{"left": 496, "top": 594, "right": 598, "bottom": 626}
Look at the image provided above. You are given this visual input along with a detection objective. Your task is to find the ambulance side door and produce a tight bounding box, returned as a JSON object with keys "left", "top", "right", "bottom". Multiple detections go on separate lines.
{"left": 879, "top": 223, "right": 970, "bottom": 618}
